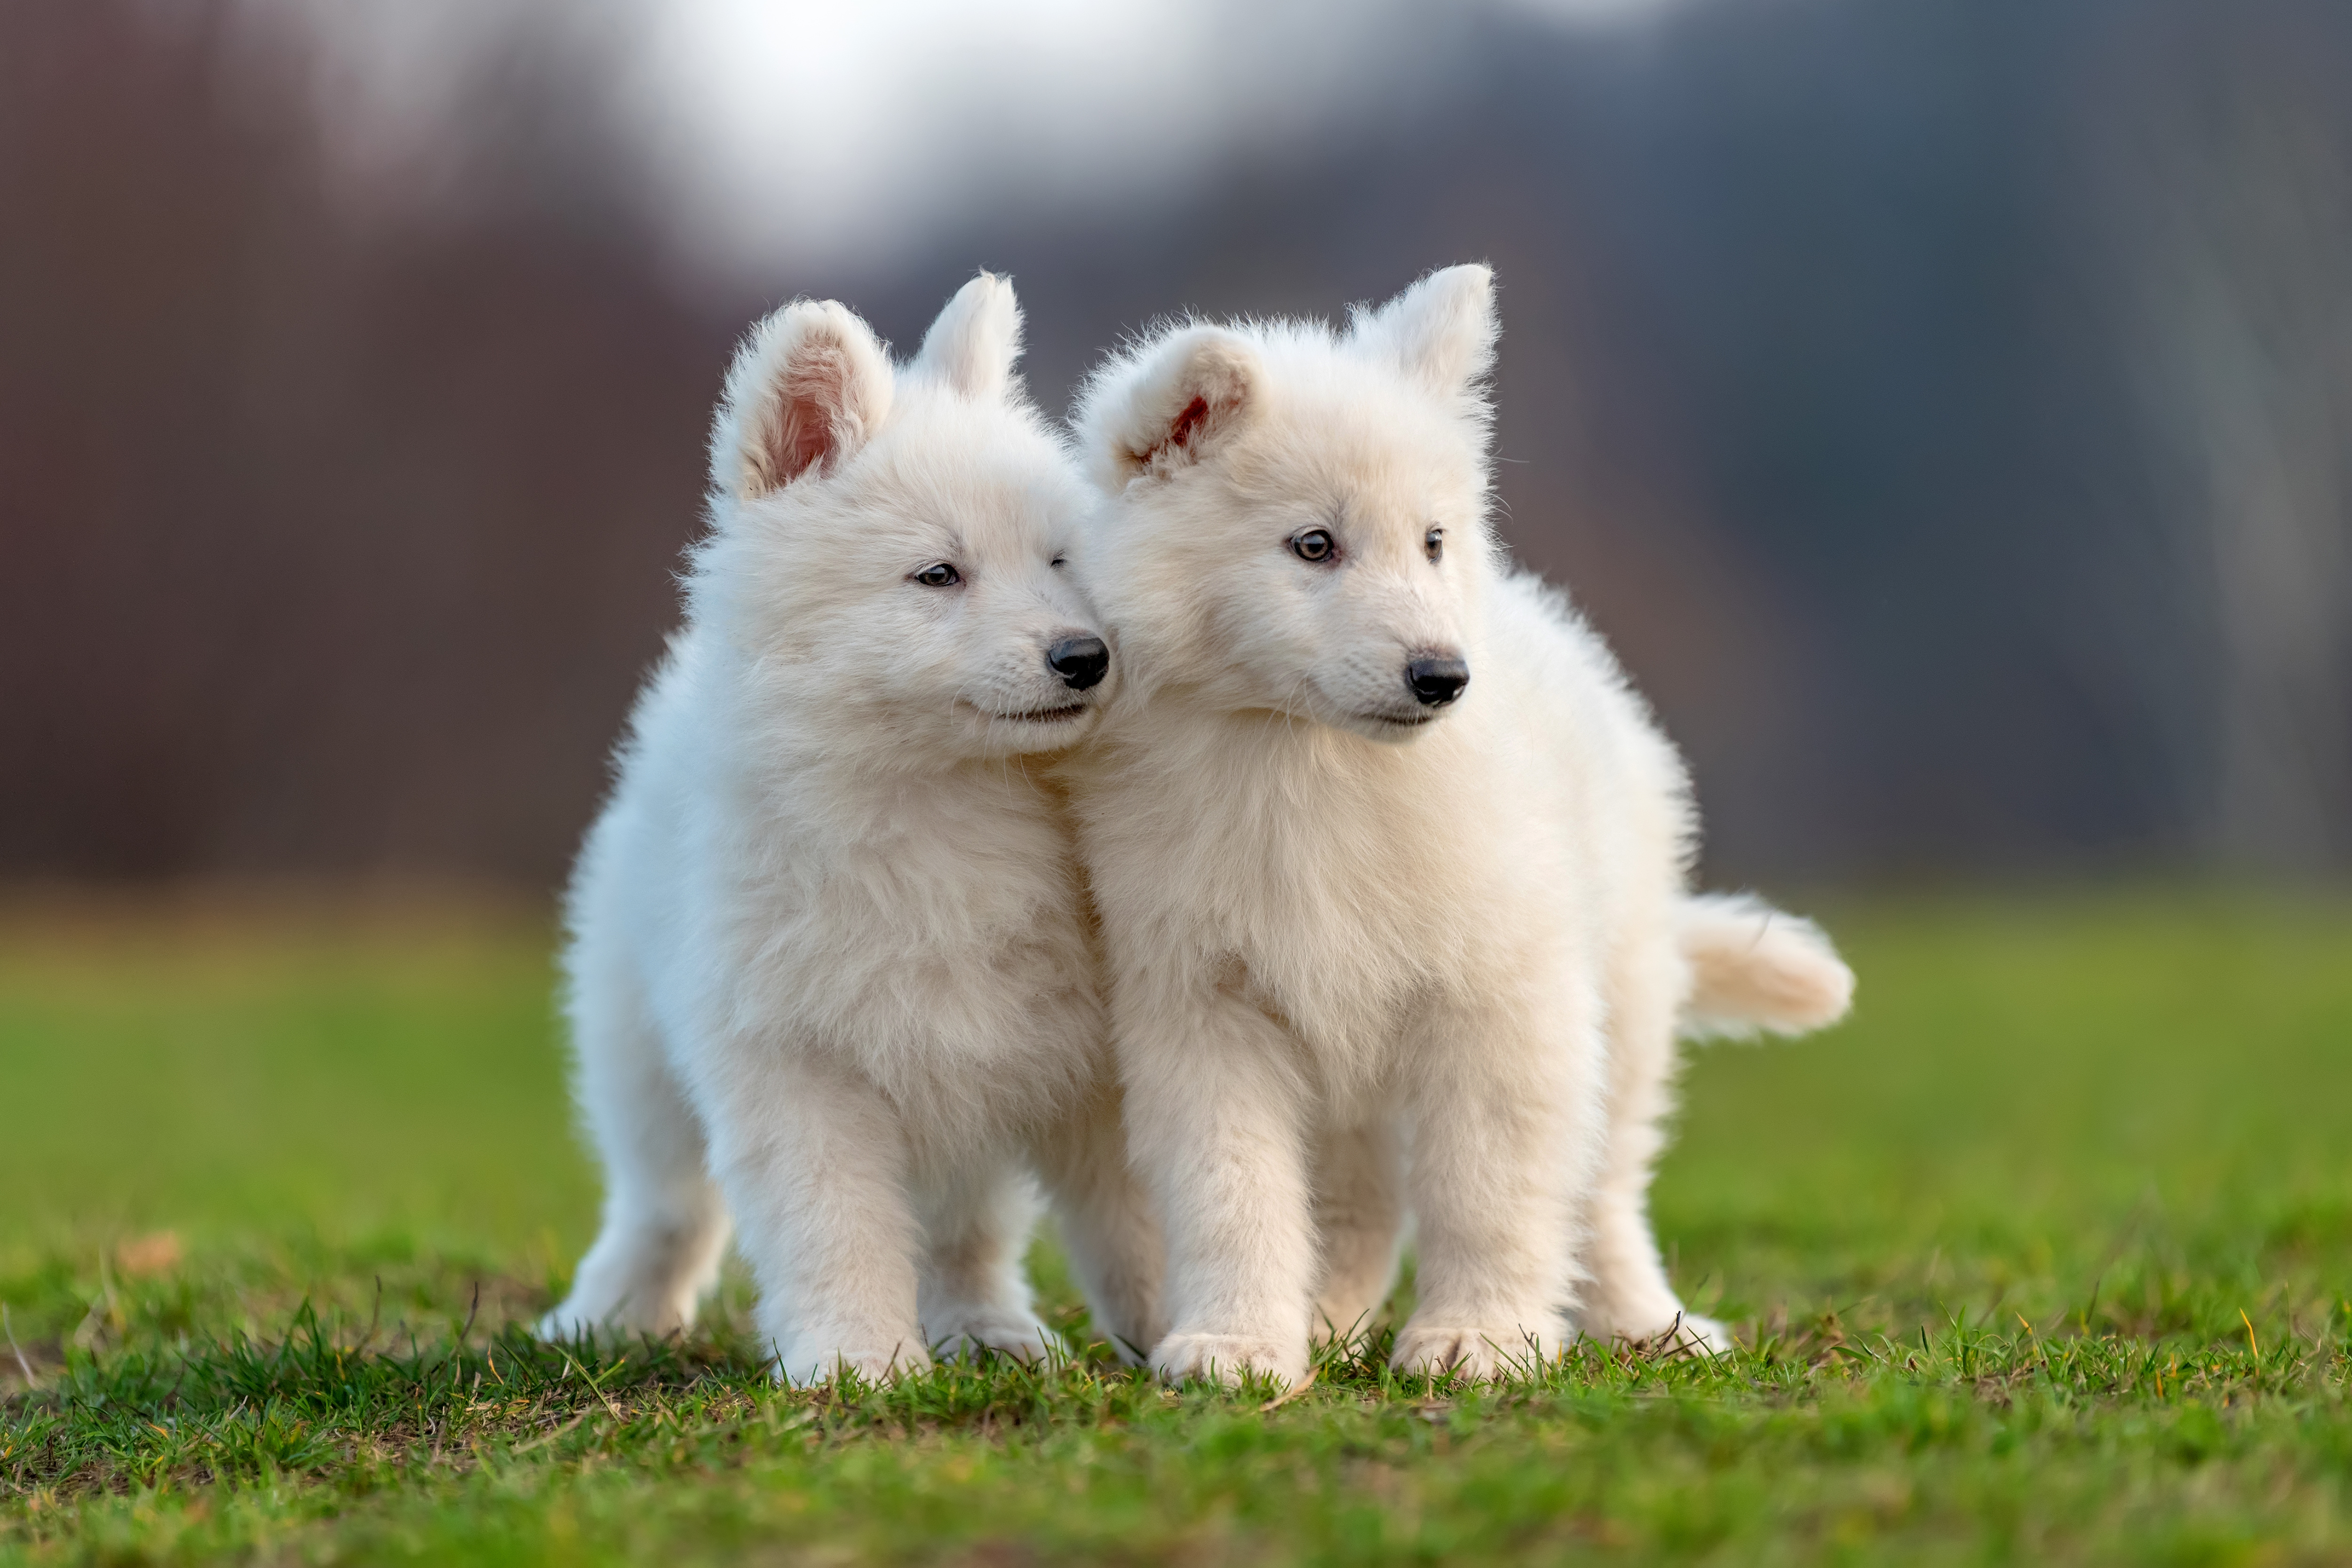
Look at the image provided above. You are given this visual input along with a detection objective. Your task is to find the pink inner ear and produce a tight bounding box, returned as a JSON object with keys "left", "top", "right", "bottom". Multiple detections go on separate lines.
{"left": 778, "top": 401, "right": 832, "bottom": 478}
{"left": 1128, "top": 393, "right": 1227, "bottom": 472}
{"left": 1168, "top": 396, "right": 1210, "bottom": 450}
{"left": 1132, "top": 395, "right": 1212, "bottom": 469}
{"left": 767, "top": 345, "right": 849, "bottom": 485}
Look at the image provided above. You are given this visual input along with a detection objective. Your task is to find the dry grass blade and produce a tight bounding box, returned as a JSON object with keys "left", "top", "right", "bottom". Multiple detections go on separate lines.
{"left": 4, "top": 1301, "right": 35, "bottom": 1386}
{"left": 1257, "top": 1365, "right": 1319, "bottom": 1413}
{"left": 506, "top": 1409, "right": 595, "bottom": 1456}
{"left": 561, "top": 1348, "right": 628, "bottom": 1423}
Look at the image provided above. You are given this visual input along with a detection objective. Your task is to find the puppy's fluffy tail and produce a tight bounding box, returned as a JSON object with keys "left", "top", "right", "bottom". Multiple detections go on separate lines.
{"left": 1677, "top": 892, "right": 1854, "bottom": 1040}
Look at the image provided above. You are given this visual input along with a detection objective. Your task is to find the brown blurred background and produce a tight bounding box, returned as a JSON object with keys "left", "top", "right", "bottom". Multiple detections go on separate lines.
{"left": 4, "top": 0, "right": 2347, "bottom": 892}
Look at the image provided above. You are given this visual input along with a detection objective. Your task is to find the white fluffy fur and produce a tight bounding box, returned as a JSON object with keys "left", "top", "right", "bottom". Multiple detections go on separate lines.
{"left": 540, "top": 274, "right": 1165, "bottom": 1384}
{"left": 1061, "top": 265, "right": 1852, "bottom": 1386}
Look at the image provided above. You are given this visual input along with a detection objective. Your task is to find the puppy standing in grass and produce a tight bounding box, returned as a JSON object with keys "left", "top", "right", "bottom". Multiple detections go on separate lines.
{"left": 540, "top": 275, "right": 1163, "bottom": 1383}
{"left": 1062, "top": 265, "right": 1850, "bottom": 1386}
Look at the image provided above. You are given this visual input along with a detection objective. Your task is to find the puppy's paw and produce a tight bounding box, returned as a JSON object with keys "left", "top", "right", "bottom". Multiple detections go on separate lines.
{"left": 1391, "top": 1320, "right": 1558, "bottom": 1383}
{"left": 927, "top": 1307, "right": 1061, "bottom": 1365}
{"left": 535, "top": 1290, "right": 685, "bottom": 1344}
{"left": 1630, "top": 1312, "right": 1732, "bottom": 1357}
{"left": 536, "top": 1306, "right": 600, "bottom": 1344}
{"left": 1580, "top": 1301, "right": 1733, "bottom": 1358}
{"left": 773, "top": 1343, "right": 932, "bottom": 1387}
{"left": 1151, "top": 1331, "right": 1307, "bottom": 1389}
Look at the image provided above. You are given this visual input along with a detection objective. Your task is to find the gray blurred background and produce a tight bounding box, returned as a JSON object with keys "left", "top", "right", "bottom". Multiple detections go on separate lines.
{"left": 4, "top": 0, "right": 2347, "bottom": 890}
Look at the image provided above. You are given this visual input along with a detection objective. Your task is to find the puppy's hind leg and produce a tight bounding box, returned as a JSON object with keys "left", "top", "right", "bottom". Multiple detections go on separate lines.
{"left": 1576, "top": 928, "right": 1725, "bottom": 1354}
{"left": 540, "top": 967, "right": 729, "bottom": 1342}
{"left": 915, "top": 1157, "right": 1058, "bottom": 1366}
{"left": 1034, "top": 1085, "right": 1166, "bottom": 1365}
{"left": 1311, "top": 1120, "right": 1405, "bottom": 1353}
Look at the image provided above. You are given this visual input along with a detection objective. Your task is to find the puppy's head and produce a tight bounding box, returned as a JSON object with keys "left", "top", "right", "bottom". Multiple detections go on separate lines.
{"left": 1071, "top": 265, "right": 1498, "bottom": 743}
{"left": 692, "top": 273, "right": 1112, "bottom": 761}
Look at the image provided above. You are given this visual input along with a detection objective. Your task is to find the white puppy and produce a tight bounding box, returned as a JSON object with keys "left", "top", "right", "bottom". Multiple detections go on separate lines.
{"left": 540, "top": 275, "right": 1164, "bottom": 1383}
{"left": 1061, "top": 265, "right": 1850, "bottom": 1385}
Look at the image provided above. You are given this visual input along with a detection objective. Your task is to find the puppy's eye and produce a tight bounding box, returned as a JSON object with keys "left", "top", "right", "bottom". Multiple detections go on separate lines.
{"left": 1424, "top": 526, "right": 1444, "bottom": 562}
{"left": 1050, "top": 554, "right": 1067, "bottom": 569}
{"left": 1289, "top": 529, "right": 1336, "bottom": 564}
{"left": 913, "top": 562, "right": 961, "bottom": 587}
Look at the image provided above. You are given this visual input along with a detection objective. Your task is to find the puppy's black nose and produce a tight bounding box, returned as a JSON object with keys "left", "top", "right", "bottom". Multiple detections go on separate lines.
{"left": 1406, "top": 655, "right": 1470, "bottom": 708}
{"left": 1047, "top": 635, "right": 1110, "bottom": 691}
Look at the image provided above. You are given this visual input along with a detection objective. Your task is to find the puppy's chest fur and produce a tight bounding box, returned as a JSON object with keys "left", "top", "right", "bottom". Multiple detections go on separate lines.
{"left": 726, "top": 762, "right": 1103, "bottom": 1134}
{"left": 1081, "top": 706, "right": 1538, "bottom": 1091}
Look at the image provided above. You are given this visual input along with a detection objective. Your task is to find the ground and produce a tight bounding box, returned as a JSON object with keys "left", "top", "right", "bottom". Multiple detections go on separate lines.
{"left": 2, "top": 888, "right": 2348, "bottom": 1565}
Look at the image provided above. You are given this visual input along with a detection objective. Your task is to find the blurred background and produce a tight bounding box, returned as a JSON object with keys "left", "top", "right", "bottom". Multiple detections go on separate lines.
{"left": 4, "top": 0, "right": 2349, "bottom": 892}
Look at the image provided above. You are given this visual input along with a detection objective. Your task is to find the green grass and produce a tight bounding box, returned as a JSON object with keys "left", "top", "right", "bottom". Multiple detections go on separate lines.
{"left": 4, "top": 889, "right": 2350, "bottom": 1564}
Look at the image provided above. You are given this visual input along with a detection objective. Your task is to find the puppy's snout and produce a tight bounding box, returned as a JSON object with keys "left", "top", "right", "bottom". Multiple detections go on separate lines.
{"left": 1047, "top": 635, "right": 1110, "bottom": 691}
{"left": 1405, "top": 653, "right": 1470, "bottom": 708}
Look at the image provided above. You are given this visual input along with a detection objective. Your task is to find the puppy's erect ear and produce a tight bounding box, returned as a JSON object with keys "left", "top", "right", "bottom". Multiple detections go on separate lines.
{"left": 1350, "top": 264, "right": 1497, "bottom": 400}
{"left": 712, "top": 299, "right": 894, "bottom": 500}
{"left": 913, "top": 271, "right": 1023, "bottom": 401}
{"left": 1083, "top": 325, "right": 1262, "bottom": 488}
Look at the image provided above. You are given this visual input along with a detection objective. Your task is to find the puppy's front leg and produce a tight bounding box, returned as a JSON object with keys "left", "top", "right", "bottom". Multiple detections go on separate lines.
{"left": 1391, "top": 988, "right": 1599, "bottom": 1382}
{"left": 697, "top": 1045, "right": 928, "bottom": 1385}
{"left": 1120, "top": 980, "right": 1314, "bottom": 1388}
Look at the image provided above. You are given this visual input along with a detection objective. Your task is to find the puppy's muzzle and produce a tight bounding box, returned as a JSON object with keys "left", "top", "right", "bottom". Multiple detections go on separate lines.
{"left": 1405, "top": 652, "right": 1469, "bottom": 708}
{"left": 1047, "top": 635, "right": 1110, "bottom": 691}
